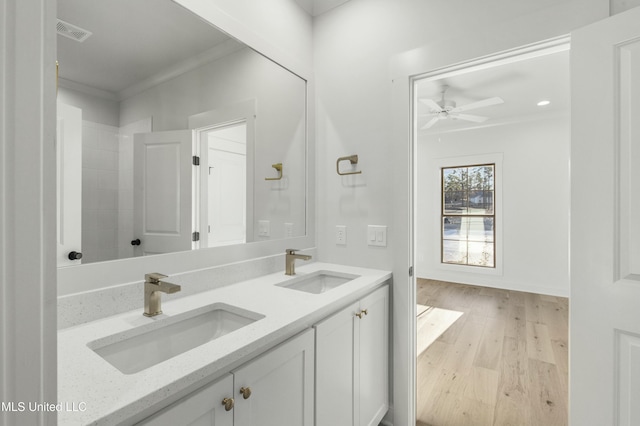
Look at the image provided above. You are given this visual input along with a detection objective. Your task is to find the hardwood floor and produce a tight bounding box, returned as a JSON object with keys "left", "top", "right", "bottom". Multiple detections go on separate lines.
{"left": 416, "top": 279, "right": 568, "bottom": 426}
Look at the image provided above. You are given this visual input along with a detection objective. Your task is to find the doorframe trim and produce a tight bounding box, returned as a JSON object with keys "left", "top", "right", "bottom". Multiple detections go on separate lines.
{"left": 406, "top": 34, "right": 571, "bottom": 424}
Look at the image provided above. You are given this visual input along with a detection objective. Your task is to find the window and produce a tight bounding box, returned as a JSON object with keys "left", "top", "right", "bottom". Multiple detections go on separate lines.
{"left": 441, "top": 164, "right": 495, "bottom": 268}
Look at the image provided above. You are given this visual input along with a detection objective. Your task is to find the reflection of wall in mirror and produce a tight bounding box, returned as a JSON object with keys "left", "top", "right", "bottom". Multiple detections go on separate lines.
{"left": 57, "top": 46, "right": 305, "bottom": 263}
{"left": 119, "top": 46, "right": 306, "bottom": 243}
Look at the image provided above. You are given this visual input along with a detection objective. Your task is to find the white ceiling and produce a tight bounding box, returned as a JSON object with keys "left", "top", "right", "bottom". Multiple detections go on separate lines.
{"left": 294, "top": 0, "right": 351, "bottom": 16}
{"left": 415, "top": 49, "right": 570, "bottom": 133}
{"left": 57, "top": 0, "right": 233, "bottom": 95}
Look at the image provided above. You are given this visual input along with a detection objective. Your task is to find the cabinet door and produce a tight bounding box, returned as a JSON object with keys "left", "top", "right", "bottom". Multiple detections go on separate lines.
{"left": 358, "top": 285, "right": 389, "bottom": 426}
{"left": 314, "top": 301, "right": 359, "bottom": 426}
{"left": 233, "top": 329, "right": 314, "bottom": 426}
{"left": 137, "top": 374, "right": 234, "bottom": 426}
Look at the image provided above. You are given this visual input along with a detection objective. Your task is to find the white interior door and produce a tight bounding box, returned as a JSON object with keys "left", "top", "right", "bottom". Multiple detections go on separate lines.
{"left": 56, "top": 102, "right": 82, "bottom": 266}
{"left": 571, "top": 7, "right": 640, "bottom": 425}
{"left": 133, "top": 130, "right": 194, "bottom": 256}
{"left": 204, "top": 122, "right": 247, "bottom": 247}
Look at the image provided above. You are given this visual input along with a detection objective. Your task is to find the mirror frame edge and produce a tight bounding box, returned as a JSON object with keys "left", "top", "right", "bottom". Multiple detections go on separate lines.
{"left": 58, "top": 0, "right": 315, "bottom": 296}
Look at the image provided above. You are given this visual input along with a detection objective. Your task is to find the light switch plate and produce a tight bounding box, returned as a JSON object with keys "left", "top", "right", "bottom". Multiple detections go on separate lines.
{"left": 367, "top": 225, "right": 387, "bottom": 247}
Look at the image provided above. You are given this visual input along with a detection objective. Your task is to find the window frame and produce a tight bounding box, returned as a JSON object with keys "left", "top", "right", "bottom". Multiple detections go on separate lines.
{"left": 440, "top": 162, "right": 496, "bottom": 268}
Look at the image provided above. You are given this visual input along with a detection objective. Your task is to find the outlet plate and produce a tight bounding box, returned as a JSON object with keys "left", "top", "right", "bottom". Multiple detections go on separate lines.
{"left": 258, "top": 220, "right": 270, "bottom": 237}
{"left": 336, "top": 225, "right": 347, "bottom": 245}
{"left": 284, "top": 223, "right": 293, "bottom": 238}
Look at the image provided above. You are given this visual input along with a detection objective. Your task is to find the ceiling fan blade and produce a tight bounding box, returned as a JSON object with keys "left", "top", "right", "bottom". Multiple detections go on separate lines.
{"left": 452, "top": 96, "right": 503, "bottom": 112}
{"left": 452, "top": 113, "right": 488, "bottom": 123}
{"left": 419, "top": 98, "right": 442, "bottom": 112}
{"left": 421, "top": 116, "right": 440, "bottom": 129}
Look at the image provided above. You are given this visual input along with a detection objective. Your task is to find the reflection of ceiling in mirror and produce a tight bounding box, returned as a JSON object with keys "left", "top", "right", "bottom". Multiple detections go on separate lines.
{"left": 57, "top": 0, "right": 233, "bottom": 94}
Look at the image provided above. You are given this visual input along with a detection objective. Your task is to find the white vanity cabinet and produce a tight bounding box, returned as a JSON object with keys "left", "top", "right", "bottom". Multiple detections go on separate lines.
{"left": 233, "top": 328, "right": 314, "bottom": 426}
{"left": 137, "top": 374, "right": 234, "bottom": 426}
{"left": 314, "top": 285, "right": 389, "bottom": 426}
{"left": 137, "top": 329, "right": 314, "bottom": 426}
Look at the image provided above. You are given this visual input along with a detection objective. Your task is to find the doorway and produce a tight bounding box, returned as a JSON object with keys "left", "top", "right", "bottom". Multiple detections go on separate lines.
{"left": 412, "top": 40, "right": 571, "bottom": 425}
{"left": 202, "top": 122, "right": 248, "bottom": 247}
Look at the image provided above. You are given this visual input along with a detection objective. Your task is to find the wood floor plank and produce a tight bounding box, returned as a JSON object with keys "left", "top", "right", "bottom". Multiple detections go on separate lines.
{"left": 473, "top": 316, "right": 506, "bottom": 370}
{"left": 539, "top": 294, "right": 559, "bottom": 303}
{"left": 503, "top": 304, "right": 526, "bottom": 340}
{"left": 494, "top": 337, "right": 530, "bottom": 426}
{"left": 540, "top": 301, "right": 568, "bottom": 341}
{"left": 418, "top": 391, "right": 494, "bottom": 426}
{"left": 416, "top": 279, "right": 568, "bottom": 426}
{"left": 527, "top": 359, "right": 567, "bottom": 426}
{"left": 524, "top": 292, "right": 544, "bottom": 324}
{"left": 526, "top": 321, "right": 556, "bottom": 364}
{"left": 441, "top": 317, "right": 485, "bottom": 377}
{"left": 463, "top": 366, "right": 499, "bottom": 406}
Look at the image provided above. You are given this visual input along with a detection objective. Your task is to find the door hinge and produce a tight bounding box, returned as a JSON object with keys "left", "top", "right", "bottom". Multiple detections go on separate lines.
{"left": 192, "top": 231, "right": 200, "bottom": 242}
{"left": 409, "top": 266, "right": 414, "bottom": 277}
{"left": 192, "top": 156, "right": 200, "bottom": 166}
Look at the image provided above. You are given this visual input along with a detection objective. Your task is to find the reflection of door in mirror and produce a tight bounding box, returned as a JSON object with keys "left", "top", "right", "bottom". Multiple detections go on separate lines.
{"left": 133, "top": 130, "right": 195, "bottom": 257}
{"left": 204, "top": 123, "right": 247, "bottom": 247}
{"left": 190, "top": 100, "right": 257, "bottom": 248}
{"left": 57, "top": 102, "right": 82, "bottom": 267}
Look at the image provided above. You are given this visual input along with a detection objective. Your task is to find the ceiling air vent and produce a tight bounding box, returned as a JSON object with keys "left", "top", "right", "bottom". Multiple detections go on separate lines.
{"left": 56, "top": 19, "right": 92, "bottom": 42}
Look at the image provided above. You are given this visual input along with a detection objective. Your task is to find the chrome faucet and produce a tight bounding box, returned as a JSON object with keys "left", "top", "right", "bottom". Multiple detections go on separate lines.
{"left": 143, "top": 273, "right": 181, "bottom": 317}
{"left": 285, "top": 249, "right": 312, "bottom": 276}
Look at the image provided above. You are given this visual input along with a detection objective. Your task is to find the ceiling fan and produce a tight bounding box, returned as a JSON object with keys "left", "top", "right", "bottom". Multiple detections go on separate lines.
{"left": 419, "top": 85, "right": 504, "bottom": 129}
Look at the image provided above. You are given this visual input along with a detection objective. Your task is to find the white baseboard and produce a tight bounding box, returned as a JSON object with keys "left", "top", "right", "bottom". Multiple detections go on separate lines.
{"left": 417, "top": 273, "right": 569, "bottom": 298}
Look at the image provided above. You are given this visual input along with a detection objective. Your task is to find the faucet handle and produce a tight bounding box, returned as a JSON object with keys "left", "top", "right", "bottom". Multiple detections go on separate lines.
{"left": 286, "top": 249, "right": 299, "bottom": 255}
{"left": 145, "top": 272, "right": 168, "bottom": 283}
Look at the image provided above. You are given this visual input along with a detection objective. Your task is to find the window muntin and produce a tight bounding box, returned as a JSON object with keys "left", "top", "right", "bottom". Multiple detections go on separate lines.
{"left": 441, "top": 164, "right": 495, "bottom": 268}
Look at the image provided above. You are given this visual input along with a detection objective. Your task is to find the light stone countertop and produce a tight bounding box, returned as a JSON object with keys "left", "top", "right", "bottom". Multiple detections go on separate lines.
{"left": 58, "top": 262, "right": 391, "bottom": 425}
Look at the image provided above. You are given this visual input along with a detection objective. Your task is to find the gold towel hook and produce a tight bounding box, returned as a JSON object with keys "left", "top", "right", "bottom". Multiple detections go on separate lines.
{"left": 337, "top": 155, "right": 362, "bottom": 176}
{"left": 265, "top": 163, "right": 283, "bottom": 181}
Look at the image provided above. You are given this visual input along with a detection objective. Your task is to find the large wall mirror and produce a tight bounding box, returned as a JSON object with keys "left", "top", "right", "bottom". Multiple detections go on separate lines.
{"left": 56, "top": 0, "right": 307, "bottom": 268}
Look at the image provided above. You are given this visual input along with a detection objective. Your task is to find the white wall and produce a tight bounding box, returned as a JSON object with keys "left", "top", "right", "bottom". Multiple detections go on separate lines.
{"left": 57, "top": 86, "right": 120, "bottom": 127}
{"left": 417, "top": 115, "right": 570, "bottom": 296}
{"left": 313, "top": 1, "right": 607, "bottom": 424}
{"left": 314, "top": 0, "right": 606, "bottom": 268}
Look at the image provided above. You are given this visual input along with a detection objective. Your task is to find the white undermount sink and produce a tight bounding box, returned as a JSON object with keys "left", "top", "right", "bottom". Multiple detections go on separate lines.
{"left": 88, "top": 303, "right": 264, "bottom": 374}
{"left": 277, "top": 270, "right": 360, "bottom": 294}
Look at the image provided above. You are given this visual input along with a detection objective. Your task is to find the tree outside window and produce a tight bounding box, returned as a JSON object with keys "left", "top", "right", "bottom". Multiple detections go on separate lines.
{"left": 441, "top": 164, "right": 495, "bottom": 267}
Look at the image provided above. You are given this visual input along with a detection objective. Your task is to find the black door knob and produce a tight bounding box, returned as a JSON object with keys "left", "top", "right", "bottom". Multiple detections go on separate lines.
{"left": 68, "top": 251, "right": 82, "bottom": 260}
{"left": 131, "top": 239, "right": 141, "bottom": 246}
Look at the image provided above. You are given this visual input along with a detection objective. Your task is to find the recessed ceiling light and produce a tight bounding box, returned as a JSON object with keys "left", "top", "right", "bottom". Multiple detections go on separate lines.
{"left": 537, "top": 100, "right": 551, "bottom": 106}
